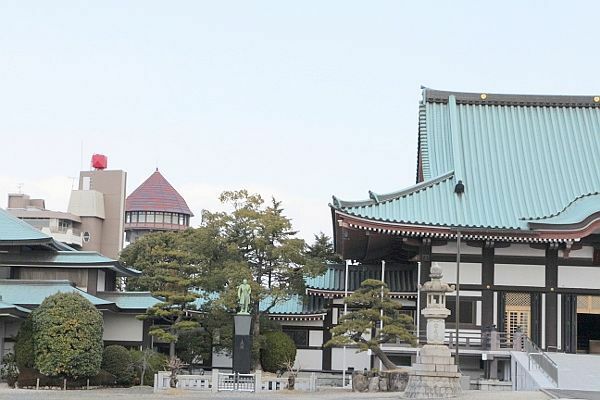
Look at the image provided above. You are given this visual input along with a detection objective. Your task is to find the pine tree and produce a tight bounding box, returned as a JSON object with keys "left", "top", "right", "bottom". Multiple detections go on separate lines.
{"left": 325, "top": 279, "right": 415, "bottom": 370}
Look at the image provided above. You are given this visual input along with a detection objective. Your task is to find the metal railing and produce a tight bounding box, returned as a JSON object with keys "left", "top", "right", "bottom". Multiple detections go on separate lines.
{"left": 217, "top": 372, "right": 255, "bottom": 392}
{"left": 522, "top": 336, "right": 559, "bottom": 386}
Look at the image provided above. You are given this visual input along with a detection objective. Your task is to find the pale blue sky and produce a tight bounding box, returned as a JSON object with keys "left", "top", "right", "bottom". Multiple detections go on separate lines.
{"left": 1, "top": 1, "right": 599, "bottom": 239}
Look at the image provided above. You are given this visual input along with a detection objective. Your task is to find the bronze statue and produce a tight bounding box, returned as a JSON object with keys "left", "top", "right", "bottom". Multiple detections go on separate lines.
{"left": 237, "top": 279, "right": 251, "bottom": 314}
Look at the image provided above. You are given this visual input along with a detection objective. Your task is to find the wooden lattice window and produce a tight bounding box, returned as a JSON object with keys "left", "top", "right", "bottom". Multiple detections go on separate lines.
{"left": 577, "top": 296, "right": 600, "bottom": 315}
{"left": 505, "top": 293, "right": 531, "bottom": 339}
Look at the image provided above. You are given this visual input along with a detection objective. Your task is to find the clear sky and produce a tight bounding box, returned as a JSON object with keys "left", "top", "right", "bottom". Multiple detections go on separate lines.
{"left": 1, "top": 1, "right": 599, "bottom": 240}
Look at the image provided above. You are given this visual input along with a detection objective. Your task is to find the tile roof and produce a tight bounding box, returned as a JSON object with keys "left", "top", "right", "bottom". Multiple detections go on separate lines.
{"left": 0, "top": 208, "right": 53, "bottom": 244}
{"left": 306, "top": 263, "right": 417, "bottom": 293}
{"left": 333, "top": 88, "right": 600, "bottom": 232}
{"left": 0, "top": 280, "right": 113, "bottom": 307}
{"left": 0, "top": 251, "right": 140, "bottom": 277}
{"left": 96, "top": 291, "right": 161, "bottom": 310}
{"left": 126, "top": 169, "right": 193, "bottom": 216}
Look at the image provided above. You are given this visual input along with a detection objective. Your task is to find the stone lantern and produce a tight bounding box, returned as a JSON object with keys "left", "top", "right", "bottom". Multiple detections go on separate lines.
{"left": 404, "top": 263, "right": 462, "bottom": 398}
{"left": 422, "top": 263, "right": 453, "bottom": 345}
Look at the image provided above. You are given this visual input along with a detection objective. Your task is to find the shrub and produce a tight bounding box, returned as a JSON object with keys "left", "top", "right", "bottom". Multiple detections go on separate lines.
{"left": 14, "top": 316, "right": 34, "bottom": 369}
{"left": 101, "top": 345, "right": 135, "bottom": 386}
{"left": 0, "top": 353, "right": 19, "bottom": 387}
{"left": 260, "top": 331, "right": 297, "bottom": 373}
{"left": 17, "top": 367, "right": 116, "bottom": 388}
{"left": 89, "top": 370, "right": 117, "bottom": 387}
{"left": 33, "top": 292, "right": 103, "bottom": 379}
{"left": 130, "top": 349, "right": 167, "bottom": 386}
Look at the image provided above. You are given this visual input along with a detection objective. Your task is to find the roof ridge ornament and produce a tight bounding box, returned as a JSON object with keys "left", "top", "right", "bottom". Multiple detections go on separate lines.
{"left": 368, "top": 190, "right": 380, "bottom": 203}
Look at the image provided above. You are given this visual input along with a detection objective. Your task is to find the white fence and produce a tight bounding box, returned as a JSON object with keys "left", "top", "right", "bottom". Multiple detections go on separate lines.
{"left": 154, "top": 369, "right": 317, "bottom": 393}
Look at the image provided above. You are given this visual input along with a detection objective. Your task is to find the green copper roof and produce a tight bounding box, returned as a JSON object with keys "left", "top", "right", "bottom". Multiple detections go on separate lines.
{"left": 0, "top": 300, "right": 31, "bottom": 315}
{"left": 0, "top": 280, "right": 113, "bottom": 307}
{"left": 0, "top": 208, "right": 53, "bottom": 244}
{"left": 262, "top": 295, "right": 327, "bottom": 315}
{"left": 0, "top": 251, "right": 140, "bottom": 277}
{"left": 96, "top": 291, "right": 161, "bottom": 310}
{"left": 306, "top": 263, "right": 417, "bottom": 293}
{"left": 333, "top": 89, "right": 600, "bottom": 231}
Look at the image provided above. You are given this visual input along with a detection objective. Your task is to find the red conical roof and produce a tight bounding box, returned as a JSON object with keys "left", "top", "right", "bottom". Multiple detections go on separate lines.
{"left": 126, "top": 169, "right": 193, "bottom": 216}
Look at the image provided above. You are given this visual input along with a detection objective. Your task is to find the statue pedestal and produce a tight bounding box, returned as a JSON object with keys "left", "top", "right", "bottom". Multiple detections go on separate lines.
{"left": 233, "top": 314, "right": 252, "bottom": 374}
{"left": 404, "top": 345, "right": 462, "bottom": 399}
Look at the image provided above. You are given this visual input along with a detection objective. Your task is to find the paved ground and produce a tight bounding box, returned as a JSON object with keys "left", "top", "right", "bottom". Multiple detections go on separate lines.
{"left": 0, "top": 386, "right": 551, "bottom": 400}
{"left": 548, "top": 353, "right": 600, "bottom": 392}
{"left": 546, "top": 389, "right": 600, "bottom": 400}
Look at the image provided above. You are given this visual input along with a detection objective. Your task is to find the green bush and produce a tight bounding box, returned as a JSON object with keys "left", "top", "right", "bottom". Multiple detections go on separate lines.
{"left": 17, "top": 367, "right": 116, "bottom": 388}
{"left": 1, "top": 353, "right": 19, "bottom": 388}
{"left": 101, "top": 345, "right": 135, "bottom": 386}
{"left": 89, "top": 370, "right": 117, "bottom": 387}
{"left": 130, "top": 349, "right": 167, "bottom": 386}
{"left": 33, "top": 292, "right": 103, "bottom": 379}
{"left": 14, "top": 316, "right": 34, "bottom": 369}
{"left": 260, "top": 331, "right": 297, "bottom": 373}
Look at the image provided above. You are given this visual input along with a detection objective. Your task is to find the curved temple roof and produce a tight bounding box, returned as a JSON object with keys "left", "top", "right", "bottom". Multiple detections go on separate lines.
{"left": 126, "top": 169, "right": 193, "bottom": 216}
{"left": 332, "top": 88, "right": 600, "bottom": 238}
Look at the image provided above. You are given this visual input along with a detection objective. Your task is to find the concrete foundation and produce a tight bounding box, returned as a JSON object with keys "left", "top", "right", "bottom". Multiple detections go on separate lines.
{"left": 403, "top": 345, "right": 462, "bottom": 399}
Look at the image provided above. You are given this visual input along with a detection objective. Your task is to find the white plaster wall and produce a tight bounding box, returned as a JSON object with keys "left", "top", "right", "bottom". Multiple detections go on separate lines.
{"left": 558, "top": 266, "right": 600, "bottom": 289}
{"left": 97, "top": 270, "right": 106, "bottom": 292}
{"left": 568, "top": 246, "right": 594, "bottom": 259}
{"left": 495, "top": 244, "right": 545, "bottom": 257}
{"left": 434, "top": 242, "right": 481, "bottom": 255}
{"left": 102, "top": 312, "right": 143, "bottom": 342}
{"left": 437, "top": 262, "right": 481, "bottom": 284}
{"left": 295, "top": 349, "right": 322, "bottom": 370}
{"left": 332, "top": 298, "right": 345, "bottom": 305}
{"left": 494, "top": 264, "right": 545, "bottom": 287}
{"left": 331, "top": 347, "right": 370, "bottom": 371}
{"left": 309, "top": 330, "right": 323, "bottom": 347}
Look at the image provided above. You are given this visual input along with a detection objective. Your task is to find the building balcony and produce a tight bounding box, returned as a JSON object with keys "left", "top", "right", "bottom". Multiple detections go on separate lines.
{"left": 40, "top": 227, "right": 82, "bottom": 247}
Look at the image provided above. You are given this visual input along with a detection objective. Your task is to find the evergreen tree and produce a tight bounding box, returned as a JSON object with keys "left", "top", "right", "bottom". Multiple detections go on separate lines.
{"left": 202, "top": 190, "right": 325, "bottom": 369}
{"left": 33, "top": 292, "right": 103, "bottom": 379}
{"left": 120, "top": 231, "right": 202, "bottom": 357}
{"left": 306, "top": 232, "right": 342, "bottom": 264}
{"left": 325, "top": 279, "right": 415, "bottom": 370}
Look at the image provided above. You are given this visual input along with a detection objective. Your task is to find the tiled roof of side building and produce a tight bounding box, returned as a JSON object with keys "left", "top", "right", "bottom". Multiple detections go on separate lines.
{"left": 126, "top": 169, "right": 193, "bottom": 216}
{"left": 333, "top": 88, "right": 600, "bottom": 232}
{"left": 0, "top": 280, "right": 114, "bottom": 307}
{"left": 96, "top": 291, "right": 161, "bottom": 310}
{"left": 0, "top": 208, "right": 53, "bottom": 244}
{"left": 306, "top": 263, "right": 417, "bottom": 293}
{"left": 0, "top": 251, "right": 140, "bottom": 277}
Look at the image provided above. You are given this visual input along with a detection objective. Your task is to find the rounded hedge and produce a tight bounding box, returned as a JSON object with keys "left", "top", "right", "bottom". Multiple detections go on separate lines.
{"left": 101, "top": 345, "right": 135, "bottom": 385}
{"left": 260, "top": 331, "right": 297, "bottom": 373}
{"left": 33, "top": 292, "right": 103, "bottom": 379}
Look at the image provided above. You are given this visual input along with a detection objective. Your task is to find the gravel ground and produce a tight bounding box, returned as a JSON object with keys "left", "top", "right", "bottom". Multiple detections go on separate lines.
{"left": 0, "top": 386, "right": 551, "bottom": 400}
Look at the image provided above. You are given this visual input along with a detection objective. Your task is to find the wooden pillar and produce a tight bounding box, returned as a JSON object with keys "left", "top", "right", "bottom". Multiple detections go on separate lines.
{"left": 87, "top": 269, "right": 98, "bottom": 295}
{"left": 562, "top": 294, "right": 577, "bottom": 353}
{"left": 419, "top": 239, "right": 432, "bottom": 336}
{"left": 322, "top": 305, "right": 333, "bottom": 371}
{"left": 531, "top": 293, "right": 542, "bottom": 346}
{"left": 496, "top": 291, "right": 506, "bottom": 333}
{"left": 481, "top": 241, "right": 495, "bottom": 330}
{"left": 545, "top": 245, "right": 559, "bottom": 350}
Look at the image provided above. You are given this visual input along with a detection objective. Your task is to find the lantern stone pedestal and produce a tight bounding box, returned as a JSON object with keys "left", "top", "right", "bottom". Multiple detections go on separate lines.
{"left": 404, "top": 264, "right": 462, "bottom": 399}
